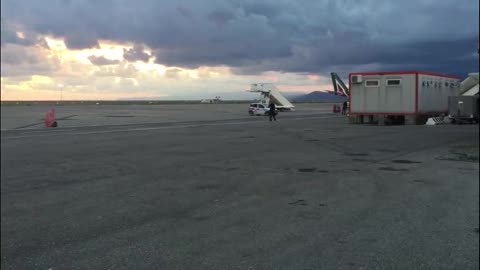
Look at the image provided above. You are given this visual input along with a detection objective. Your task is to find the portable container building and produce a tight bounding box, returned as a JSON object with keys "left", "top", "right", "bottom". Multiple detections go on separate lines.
{"left": 348, "top": 71, "right": 461, "bottom": 116}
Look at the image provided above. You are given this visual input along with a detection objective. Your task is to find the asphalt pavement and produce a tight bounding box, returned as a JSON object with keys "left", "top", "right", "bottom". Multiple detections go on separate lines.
{"left": 1, "top": 105, "right": 478, "bottom": 269}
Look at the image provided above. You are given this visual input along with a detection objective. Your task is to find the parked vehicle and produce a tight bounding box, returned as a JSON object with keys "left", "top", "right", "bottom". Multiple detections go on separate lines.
{"left": 248, "top": 103, "right": 277, "bottom": 116}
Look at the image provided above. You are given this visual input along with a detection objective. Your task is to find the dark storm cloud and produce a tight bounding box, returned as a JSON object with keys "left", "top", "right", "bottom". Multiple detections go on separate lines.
{"left": 0, "top": 44, "right": 60, "bottom": 76}
{"left": 235, "top": 36, "right": 478, "bottom": 78}
{"left": 1, "top": 0, "right": 478, "bottom": 76}
{"left": 176, "top": 6, "right": 193, "bottom": 18}
{"left": 1, "top": 19, "right": 47, "bottom": 47}
{"left": 64, "top": 32, "right": 100, "bottom": 50}
{"left": 207, "top": 9, "right": 236, "bottom": 26}
{"left": 1, "top": 22, "right": 27, "bottom": 46}
{"left": 88, "top": 55, "right": 120, "bottom": 65}
{"left": 123, "top": 44, "right": 151, "bottom": 62}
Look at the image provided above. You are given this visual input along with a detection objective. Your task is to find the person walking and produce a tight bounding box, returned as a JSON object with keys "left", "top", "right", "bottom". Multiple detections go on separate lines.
{"left": 342, "top": 101, "right": 348, "bottom": 115}
{"left": 269, "top": 102, "right": 277, "bottom": 121}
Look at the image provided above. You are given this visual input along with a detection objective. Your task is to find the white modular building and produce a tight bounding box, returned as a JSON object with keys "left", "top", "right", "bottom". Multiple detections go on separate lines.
{"left": 349, "top": 71, "right": 461, "bottom": 117}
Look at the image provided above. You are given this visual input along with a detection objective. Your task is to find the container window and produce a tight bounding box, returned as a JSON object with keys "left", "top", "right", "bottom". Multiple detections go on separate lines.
{"left": 365, "top": 80, "right": 379, "bottom": 87}
{"left": 386, "top": 79, "right": 401, "bottom": 86}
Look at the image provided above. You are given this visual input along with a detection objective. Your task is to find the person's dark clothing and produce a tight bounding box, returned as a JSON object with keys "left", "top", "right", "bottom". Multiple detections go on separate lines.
{"left": 342, "top": 101, "right": 348, "bottom": 115}
{"left": 269, "top": 103, "right": 276, "bottom": 121}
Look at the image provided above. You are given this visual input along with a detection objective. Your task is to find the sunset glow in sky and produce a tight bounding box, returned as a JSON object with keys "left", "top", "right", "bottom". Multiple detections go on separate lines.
{"left": 1, "top": 0, "right": 478, "bottom": 100}
{"left": 1, "top": 35, "right": 328, "bottom": 100}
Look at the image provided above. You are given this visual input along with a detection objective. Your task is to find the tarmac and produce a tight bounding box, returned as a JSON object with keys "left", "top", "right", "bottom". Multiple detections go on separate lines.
{"left": 1, "top": 103, "right": 479, "bottom": 269}
{"left": 0, "top": 103, "right": 331, "bottom": 130}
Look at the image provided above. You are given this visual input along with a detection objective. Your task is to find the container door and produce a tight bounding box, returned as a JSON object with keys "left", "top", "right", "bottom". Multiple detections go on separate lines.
{"left": 457, "top": 100, "right": 464, "bottom": 116}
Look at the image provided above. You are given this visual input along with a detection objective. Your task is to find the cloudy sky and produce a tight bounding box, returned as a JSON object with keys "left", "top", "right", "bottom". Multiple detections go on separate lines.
{"left": 1, "top": 0, "right": 478, "bottom": 100}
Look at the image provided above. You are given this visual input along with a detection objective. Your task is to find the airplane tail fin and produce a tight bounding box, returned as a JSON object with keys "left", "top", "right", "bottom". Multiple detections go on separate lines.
{"left": 330, "top": 72, "right": 349, "bottom": 97}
